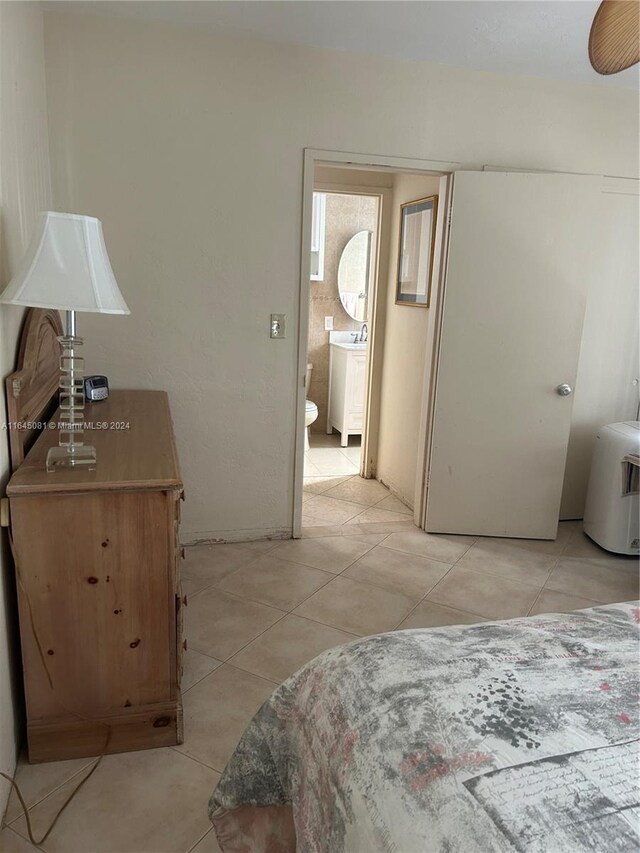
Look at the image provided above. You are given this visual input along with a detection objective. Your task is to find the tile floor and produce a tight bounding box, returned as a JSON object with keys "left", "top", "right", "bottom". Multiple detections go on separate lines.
{"left": 303, "top": 433, "right": 415, "bottom": 529}
{"left": 1, "top": 447, "right": 638, "bottom": 851}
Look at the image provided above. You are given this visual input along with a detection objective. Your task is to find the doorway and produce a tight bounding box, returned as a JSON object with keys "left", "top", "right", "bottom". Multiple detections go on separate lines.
{"left": 294, "top": 150, "right": 458, "bottom": 537}
{"left": 305, "top": 185, "right": 381, "bottom": 474}
{"left": 303, "top": 183, "right": 386, "bottom": 523}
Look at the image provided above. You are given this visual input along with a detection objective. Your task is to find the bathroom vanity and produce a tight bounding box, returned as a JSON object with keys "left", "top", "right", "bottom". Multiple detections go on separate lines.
{"left": 326, "top": 229, "right": 372, "bottom": 447}
{"left": 327, "top": 335, "right": 368, "bottom": 447}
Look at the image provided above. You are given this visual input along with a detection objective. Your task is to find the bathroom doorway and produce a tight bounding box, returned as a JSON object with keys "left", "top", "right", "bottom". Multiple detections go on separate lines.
{"left": 306, "top": 184, "right": 381, "bottom": 449}
{"left": 295, "top": 151, "right": 456, "bottom": 536}
{"left": 302, "top": 181, "right": 385, "bottom": 523}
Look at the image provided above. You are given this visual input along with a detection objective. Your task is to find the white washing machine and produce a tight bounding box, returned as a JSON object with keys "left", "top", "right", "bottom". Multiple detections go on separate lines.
{"left": 583, "top": 421, "right": 640, "bottom": 555}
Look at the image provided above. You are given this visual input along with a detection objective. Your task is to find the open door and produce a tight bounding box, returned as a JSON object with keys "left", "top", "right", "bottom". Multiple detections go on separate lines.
{"left": 426, "top": 170, "right": 600, "bottom": 539}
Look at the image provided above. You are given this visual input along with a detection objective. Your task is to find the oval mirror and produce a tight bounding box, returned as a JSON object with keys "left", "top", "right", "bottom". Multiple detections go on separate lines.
{"left": 337, "top": 230, "right": 372, "bottom": 322}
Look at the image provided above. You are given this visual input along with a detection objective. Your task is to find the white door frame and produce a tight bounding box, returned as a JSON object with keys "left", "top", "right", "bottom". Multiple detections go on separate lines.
{"left": 414, "top": 173, "right": 454, "bottom": 527}
{"left": 294, "top": 149, "right": 461, "bottom": 537}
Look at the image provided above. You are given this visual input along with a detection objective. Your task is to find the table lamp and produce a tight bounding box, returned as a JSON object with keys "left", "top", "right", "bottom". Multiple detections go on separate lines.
{"left": 0, "top": 211, "right": 130, "bottom": 471}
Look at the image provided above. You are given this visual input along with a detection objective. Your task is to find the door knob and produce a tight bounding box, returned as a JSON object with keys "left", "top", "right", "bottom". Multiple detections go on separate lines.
{"left": 556, "top": 383, "right": 573, "bottom": 396}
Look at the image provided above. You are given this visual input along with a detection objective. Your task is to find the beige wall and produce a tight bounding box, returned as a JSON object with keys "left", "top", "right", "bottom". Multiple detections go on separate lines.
{"left": 42, "top": 11, "right": 639, "bottom": 541}
{"left": 308, "top": 192, "right": 378, "bottom": 433}
{"left": 0, "top": 2, "right": 52, "bottom": 816}
{"left": 377, "top": 174, "right": 441, "bottom": 506}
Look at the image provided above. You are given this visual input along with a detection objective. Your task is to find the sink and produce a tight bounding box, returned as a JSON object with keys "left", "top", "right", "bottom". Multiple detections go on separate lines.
{"left": 330, "top": 342, "right": 368, "bottom": 351}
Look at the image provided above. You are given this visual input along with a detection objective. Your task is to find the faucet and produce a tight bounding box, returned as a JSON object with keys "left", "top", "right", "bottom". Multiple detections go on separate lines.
{"left": 359, "top": 323, "right": 368, "bottom": 343}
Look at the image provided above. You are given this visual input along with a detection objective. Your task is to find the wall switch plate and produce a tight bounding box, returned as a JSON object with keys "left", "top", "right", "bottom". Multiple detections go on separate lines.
{"left": 270, "top": 313, "right": 286, "bottom": 338}
{"left": 324, "top": 316, "right": 334, "bottom": 331}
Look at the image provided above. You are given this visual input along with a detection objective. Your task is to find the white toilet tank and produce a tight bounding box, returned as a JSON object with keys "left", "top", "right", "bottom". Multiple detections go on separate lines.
{"left": 306, "top": 363, "right": 313, "bottom": 388}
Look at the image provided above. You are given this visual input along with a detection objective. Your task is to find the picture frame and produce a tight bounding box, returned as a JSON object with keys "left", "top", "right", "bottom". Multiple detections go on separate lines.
{"left": 395, "top": 195, "right": 438, "bottom": 307}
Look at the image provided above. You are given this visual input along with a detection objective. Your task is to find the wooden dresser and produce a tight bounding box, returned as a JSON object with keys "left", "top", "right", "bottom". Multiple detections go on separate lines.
{"left": 6, "top": 388, "right": 185, "bottom": 763}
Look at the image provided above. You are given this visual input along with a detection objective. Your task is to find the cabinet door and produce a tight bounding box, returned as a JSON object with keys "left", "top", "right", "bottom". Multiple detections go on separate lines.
{"left": 347, "top": 353, "right": 367, "bottom": 428}
{"left": 12, "top": 490, "right": 174, "bottom": 718}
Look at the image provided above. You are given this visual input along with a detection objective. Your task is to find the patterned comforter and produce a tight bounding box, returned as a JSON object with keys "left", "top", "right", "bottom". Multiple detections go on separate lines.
{"left": 209, "top": 602, "right": 640, "bottom": 852}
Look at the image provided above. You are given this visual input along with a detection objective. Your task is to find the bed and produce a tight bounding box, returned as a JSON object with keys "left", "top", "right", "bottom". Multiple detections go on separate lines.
{"left": 209, "top": 601, "right": 639, "bottom": 852}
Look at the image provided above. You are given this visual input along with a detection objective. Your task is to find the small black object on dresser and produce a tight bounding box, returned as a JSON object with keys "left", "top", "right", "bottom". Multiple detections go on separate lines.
{"left": 84, "top": 374, "right": 109, "bottom": 401}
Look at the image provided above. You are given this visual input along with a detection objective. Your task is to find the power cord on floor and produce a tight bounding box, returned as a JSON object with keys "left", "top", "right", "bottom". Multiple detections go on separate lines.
{"left": 0, "top": 757, "right": 104, "bottom": 848}
{"left": 1, "top": 529, "right": 111, "bottom": 848}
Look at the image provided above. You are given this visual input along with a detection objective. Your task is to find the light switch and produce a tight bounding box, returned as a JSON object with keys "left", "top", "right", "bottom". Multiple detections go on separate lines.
{"left": 270, "top": 314, "right": 286, "bottom": 338}
{"left": 324, "top": 316, "right": 334, "bottom": 331}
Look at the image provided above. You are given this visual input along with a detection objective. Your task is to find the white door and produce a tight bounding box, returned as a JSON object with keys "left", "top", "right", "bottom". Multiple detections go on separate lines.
{"left": 426, "top": 171, "right": 600, "bottom": 539}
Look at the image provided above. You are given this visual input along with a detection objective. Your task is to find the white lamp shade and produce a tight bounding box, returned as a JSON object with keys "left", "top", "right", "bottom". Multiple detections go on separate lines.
{"left": 0, "top": 211, "right": 130, "bottom": 314}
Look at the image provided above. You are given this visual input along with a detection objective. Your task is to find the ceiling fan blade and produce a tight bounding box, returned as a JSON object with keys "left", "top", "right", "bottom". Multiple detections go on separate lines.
{"left": 589, "top": 0, "right": 640, "bottom": 74}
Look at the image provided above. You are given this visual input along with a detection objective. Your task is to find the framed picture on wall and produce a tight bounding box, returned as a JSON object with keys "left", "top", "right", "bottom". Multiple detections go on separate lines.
{"left": 395, "top": 195, "right": 438, "bottom": 307}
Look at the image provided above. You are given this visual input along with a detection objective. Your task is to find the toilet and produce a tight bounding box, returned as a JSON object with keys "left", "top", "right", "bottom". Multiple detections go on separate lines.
{"left": 305, "top": 363, "right": 318, "bottom": 451}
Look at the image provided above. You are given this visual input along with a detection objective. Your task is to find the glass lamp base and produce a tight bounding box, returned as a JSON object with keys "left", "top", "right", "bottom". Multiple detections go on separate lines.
{"left": 46, "top": 444, "right": 97, "bottom": 472}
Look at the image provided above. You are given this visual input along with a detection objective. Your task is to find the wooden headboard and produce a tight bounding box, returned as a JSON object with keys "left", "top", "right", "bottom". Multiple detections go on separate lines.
{"left": 5, "top": 308, "right": 63, "bottom": 472}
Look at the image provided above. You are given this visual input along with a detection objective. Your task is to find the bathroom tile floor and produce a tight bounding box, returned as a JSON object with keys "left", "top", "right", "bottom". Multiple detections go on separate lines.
{"left": 2, "top": 487, "right": 638, "bottom": 852}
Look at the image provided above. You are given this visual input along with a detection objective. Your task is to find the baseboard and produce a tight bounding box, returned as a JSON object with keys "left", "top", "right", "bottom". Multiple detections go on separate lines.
{"left": 182, "top": 527, "right": 292, "bottom": 546}
{"left": 27, "top": 701, "right": 183, "bottom": 763}
{"left": 377, "top": 477, "right": 414, "bottom": 512}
